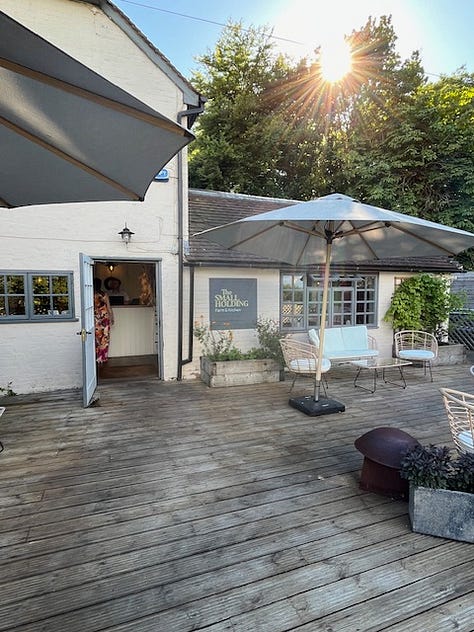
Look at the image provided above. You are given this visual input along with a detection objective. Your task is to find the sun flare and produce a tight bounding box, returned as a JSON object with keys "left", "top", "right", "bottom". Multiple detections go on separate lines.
{"left": 320, "top": 39, "right": 352, "bottom": 82}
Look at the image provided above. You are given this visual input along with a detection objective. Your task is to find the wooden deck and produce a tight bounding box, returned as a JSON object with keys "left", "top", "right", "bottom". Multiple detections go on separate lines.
{"left": 1, "top": 362, "right": 473, "bottom": 631}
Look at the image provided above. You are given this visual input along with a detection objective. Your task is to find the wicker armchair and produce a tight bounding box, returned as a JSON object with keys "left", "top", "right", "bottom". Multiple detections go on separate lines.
{"left": 394, "top": 330, "right": 438, "bottom": 382}
{"left": 440, "top": 388, "right": 474, "bottom": 454}
{"left": 279, "top": 338, "right": 331, "bottom": 397}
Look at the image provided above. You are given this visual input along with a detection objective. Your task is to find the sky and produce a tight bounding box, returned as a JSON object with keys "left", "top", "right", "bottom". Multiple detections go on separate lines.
{"left": 113, "top": 0, "right": 474, "bottom": 81}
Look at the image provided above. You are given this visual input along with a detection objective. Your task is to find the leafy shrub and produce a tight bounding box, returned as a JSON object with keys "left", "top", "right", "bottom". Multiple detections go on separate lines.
{"left": 451, "top": 453, "right": 474, "bottom": 493}
{"left": 400, "top": 444, "right": 474, "bottom": 493}
{"left": 0, "top": 381, "right": 16, "bottom": 398}
{"left": 194, "top": 317, "right": 284, "bottom": 364}
{"left": 248, "top": 318, "right": 285, "bottom": 365}
{"left": 384, "top": 274, "right": 465, "bottom": 341}
{"left": 194, "top": 322, "right": 246, "bottom": 361}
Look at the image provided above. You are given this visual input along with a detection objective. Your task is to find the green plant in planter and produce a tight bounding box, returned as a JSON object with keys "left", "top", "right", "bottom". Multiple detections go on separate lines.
{"left": 194, "top": 322, "right": 247, "bottom": 361}
{"left": 193, "top": 317, "right": 284, "bottom": 363}
{"left": 0, "top": 381, "right": 16, "bottom": 398}
{"left": 384, "top": 274, "right": 465, "bottom": 342}
{"left": 400, "top": 444, "right": 474, "bottom": 493}
{"left": 400, "top": 444, "right": 474, "bottom": 542}
{"left": 248, "top": 317, "right": 285, "bottom": 365}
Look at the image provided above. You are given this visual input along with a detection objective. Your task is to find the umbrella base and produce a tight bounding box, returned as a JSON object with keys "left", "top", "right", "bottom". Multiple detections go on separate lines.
{"left": 289, "top": 395, "right": 345, "bottom": 416}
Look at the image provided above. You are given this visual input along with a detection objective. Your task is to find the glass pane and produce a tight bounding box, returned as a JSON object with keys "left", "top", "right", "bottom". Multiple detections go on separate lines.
{"left": 294, "top": 276, "right": 304, "bottom": 289}
{"left": 53, "top": 296, "right": 69, "bottom": 313}
{"left": 293, "top": 290, "right": 304, "bottom": 302}
{"left": 7, "top": 275, "right": 24, "bottom": 293}
{"left": 52, "top": 276, "right": 68, "bottom": 293}
{"left": 281, "top": 275, "right": 293, "bottom": 288}
{"left": 0, "top": 297, "right": 5, "bottom": 315}
{"left": 8, "top": 297, "right": 26, "bottom": 315}
{"left": 0, "top": 276, "right": 4, "bottom": 293}
{"left": 32, "top": 276, "right": 50, "bottom": 294}
{"left": 282, "top": 290, "right": 293, "bottom": 301}
{"left": 33, "top": 296, "right": 51, "bottom": 315}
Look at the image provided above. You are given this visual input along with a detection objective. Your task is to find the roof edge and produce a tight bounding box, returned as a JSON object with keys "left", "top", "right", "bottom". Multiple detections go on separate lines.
{"left": 93, "top": 0, "right": 202, "bottom": 106}
{"left": 189, "top": 188, "right": 300, "bottom": 205}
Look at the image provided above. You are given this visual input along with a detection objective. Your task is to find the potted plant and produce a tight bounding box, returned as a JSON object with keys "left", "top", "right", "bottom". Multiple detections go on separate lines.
{"left": 400, "top": 444, "right": 474, "bottom": 543}
{"left": 384, "top": 273, "right": 466, "bottom": 364}
{"left": 194, "top": 317, "right": 284, "bottom": 387}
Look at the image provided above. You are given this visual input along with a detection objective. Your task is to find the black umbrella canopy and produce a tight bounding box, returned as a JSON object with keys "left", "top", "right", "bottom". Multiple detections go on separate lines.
{"left": 0, "top": 11, "right": 194, "bottom": 207}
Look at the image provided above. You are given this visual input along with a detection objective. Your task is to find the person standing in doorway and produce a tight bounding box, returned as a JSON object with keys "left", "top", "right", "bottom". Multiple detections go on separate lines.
{"left": 104, "top": 276, "right": 130, "bottom": 304}
{"left": 94, "top": 277, "right": 114, "bottom": 364}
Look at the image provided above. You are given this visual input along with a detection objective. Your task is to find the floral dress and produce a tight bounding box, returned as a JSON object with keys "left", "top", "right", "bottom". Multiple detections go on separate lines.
{"left": 94, "top": 291, "right": 112, "bottom": 364}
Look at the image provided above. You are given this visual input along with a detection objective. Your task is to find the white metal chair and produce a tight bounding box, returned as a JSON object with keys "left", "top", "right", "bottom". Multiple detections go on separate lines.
{"left": 394, "top": 330, "right": 438, "bottom": 382}
{"left": 439, "top": 388, "right": 474, "bottom": 454}
{"left": 470, "top": 365, "right": 474, "bottom": 377}
{"left": 279, "top": 338, "right": 331, "bottom": 397}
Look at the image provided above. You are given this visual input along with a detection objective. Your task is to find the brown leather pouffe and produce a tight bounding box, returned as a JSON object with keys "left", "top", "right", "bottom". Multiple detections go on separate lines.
{"left": 354, "top": 427, "right": 420, "bottom": 499}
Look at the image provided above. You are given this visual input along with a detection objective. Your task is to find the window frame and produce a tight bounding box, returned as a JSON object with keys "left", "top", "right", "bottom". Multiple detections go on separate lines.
{"left": 280, "top": 271, "right": 378, "bottom": 331}
{"left": 0, "top": 270, "right": 75, "bottom": 323}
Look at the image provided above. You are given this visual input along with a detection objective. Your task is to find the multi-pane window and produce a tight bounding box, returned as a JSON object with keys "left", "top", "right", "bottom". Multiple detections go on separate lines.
{"left": 0, "top": 272, "right": 74, "bottom": 321}
{"left": 281, "top": 272, "right": 377, "bottom": 331}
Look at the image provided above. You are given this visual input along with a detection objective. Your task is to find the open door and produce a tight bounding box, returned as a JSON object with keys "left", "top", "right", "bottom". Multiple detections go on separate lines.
{"left": 79, "top": 254, "right": 97, "bottom": 406}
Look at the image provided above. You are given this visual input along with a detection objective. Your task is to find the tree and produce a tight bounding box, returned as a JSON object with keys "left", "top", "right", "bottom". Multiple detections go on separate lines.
{"left": 189, "top": 17, "right": 474, "bottom": 268}
{"left": 189, "top": 21, "right": 294, "bottom": 196}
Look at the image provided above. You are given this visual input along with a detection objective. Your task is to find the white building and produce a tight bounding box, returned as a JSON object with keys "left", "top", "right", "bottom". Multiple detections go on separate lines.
{"left": 0, "top": 1, "right": 462, "bottom": 402}
{"left": 0, "top": 0, "right": 203, "bottom": 401}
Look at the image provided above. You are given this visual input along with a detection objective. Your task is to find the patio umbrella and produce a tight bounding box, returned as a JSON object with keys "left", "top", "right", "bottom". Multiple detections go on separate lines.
{"left": 196, "top": 192, "right": 474, "bottom": 415}
{"left": 0, "top": 11, "right": 194, "bottom": 207}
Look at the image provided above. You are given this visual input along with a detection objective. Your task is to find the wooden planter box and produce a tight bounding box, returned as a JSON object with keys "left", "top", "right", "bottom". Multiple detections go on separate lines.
{"left": 408, "top": 484, "right": 474, "bottom": 543}
{"left": 200, "top": 356, "right": 281, "bottom": 388}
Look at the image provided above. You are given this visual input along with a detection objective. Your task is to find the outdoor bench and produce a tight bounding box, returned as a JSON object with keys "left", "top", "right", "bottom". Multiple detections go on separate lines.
{"left": 308, "top": 325, "right": 379, "bottom": 362}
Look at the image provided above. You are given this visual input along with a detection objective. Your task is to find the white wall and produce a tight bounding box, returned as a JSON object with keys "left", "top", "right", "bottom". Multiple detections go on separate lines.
{"left": 0, "top": 182, "right": 182, "bottom": 393}
{"left": 183, "top": 267, "right": 405, "bottom": 380}
{"left": 0, "top": 0, "right": 190, "bottom": 393}
{"left": 183, "top": 267, "right": 281, "bottom": 379}
{"left": 0, "top": 0, "right": 182, "bottom": 119}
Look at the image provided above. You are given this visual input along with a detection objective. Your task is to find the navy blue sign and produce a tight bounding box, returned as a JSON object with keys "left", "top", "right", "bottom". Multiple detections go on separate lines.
{"left": 209, "top": 278, "right": 257, "bottom": 330}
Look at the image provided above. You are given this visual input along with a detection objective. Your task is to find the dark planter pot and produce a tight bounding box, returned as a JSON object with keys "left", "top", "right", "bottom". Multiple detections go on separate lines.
{"left": 408, "top": 484, "right": 474, "bottom": 543}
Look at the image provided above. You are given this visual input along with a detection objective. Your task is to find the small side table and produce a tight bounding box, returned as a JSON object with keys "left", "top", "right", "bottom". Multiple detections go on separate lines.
{"left": 351, "top": 357, "right": 412, "bottom": 393}
{"left": 354, "top": 427, "right": 420, "bottom": 499}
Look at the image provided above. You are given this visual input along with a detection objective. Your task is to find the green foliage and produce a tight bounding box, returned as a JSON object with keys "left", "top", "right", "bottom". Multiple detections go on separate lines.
{"left": 250, "top": 317, "right": 285, "bottom": 365}
{"left": 384, "top": 274, "right": 465, "bottom": 339}
{"left": 189, "top": 16, "right": 474, "bottom": 266}
{"left": 194, "top": 321, "right": 246, "bottom": 361}
{"left": 0, "top": 381, "right": 16, "bottom": 398}
{"left": 193, "top": 317, "right": 284, "bottom": 363}
{"left": 400, "top": 444, "right": 474, "bottom": 493}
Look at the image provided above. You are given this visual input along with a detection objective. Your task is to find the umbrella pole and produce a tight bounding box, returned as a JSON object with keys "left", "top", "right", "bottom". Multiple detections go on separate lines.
{"left": 314, "top": 240, "right": 332, "bottom": 402}
{"left": 289, "top": 235, "right": 344, "bottom": 416}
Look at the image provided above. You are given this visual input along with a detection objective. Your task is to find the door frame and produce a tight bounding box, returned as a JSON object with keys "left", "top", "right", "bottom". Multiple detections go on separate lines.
{"left": 79, "top": 253, "right": 97, "bottom": 407}
{"left": 81, "top": 256, "right": 163, "bottom": 390}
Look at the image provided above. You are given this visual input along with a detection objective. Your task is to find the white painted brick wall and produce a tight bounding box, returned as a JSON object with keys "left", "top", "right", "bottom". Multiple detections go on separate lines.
{"left": 0, "top": 0, "right": 189, "bottom": 394}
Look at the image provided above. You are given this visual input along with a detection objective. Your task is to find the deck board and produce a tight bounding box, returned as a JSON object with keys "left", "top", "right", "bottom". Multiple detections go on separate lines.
{"left": 0, "top": 362, "right": 473, "bottom": 631}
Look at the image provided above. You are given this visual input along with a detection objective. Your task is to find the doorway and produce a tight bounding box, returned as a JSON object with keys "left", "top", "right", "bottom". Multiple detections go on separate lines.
{"left": 94, "top": 260, "right": 161, "bottom": 381}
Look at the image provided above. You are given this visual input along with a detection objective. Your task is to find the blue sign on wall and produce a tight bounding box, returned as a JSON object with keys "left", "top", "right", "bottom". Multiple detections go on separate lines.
{"left": 154, "top": 169, "right": 169, "bottom": 181}
{"left": 209, "top": 278, "right": 257, "bottom": 330}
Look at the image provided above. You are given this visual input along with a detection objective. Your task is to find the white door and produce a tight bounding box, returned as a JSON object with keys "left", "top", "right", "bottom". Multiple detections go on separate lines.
{"left": 79, "top": 254, "right": 97, "bottom": 407}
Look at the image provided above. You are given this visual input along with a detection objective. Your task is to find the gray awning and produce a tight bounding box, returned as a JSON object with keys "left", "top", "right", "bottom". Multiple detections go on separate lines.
{"left": 0, "top": 11, "right": 194, "bottom": 207}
